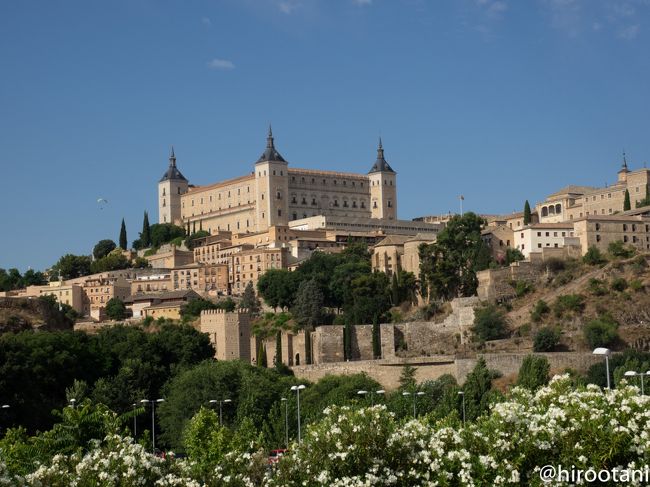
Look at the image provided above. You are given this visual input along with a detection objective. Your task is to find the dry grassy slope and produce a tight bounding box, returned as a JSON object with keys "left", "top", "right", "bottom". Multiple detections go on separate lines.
{"left": 0, "top": 297, "right": 72, "bottom": 332}
{"left": 503, "top": 254, "right": 650, "bottom": 352}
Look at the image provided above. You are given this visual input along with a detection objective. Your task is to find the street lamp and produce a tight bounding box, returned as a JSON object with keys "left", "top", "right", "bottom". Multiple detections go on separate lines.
{"left": 132, "top": 403, "right": 137, "bottom": 438}
{"left": 141, "top": 398, "right": 164, "bottom": 453}
{"left": 209, "top": 399, "right": 232, "bottom": 427}
{"left": 402, "top": 391, "right": 425, "bottom": 418}
{"left": 624, "top": 371, "right": 645, "bottom": 395}
{"left": 281, "top": 397, "right": 288, "bottom": 448}
{"left": 357, "top": 389, "right": 385, "bottom": 406}
{"left": 290, "top": 385, "right": 306, "bottom": 443}
{"left": 69, "top": 398, "right": 76, "bottom": 409}
{"left": 593, "top": 348, "right": 612, "bottom": 389}
{"left": 458, "top": 391, "right": 466, "bottom": 425}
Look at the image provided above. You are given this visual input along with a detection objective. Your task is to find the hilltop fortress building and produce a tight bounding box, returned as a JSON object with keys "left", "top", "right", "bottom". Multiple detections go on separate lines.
{"left": 158, "top": 128, "right": 398, "bottom": 234}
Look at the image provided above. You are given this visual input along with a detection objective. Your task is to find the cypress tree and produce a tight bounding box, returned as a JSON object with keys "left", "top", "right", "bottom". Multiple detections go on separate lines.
{"left": 344, "top": 320, "right": 352, "bottom": 360}
{"left": 391, "top": 272, "right": 399, "bottom": 306}
{"left": 372, "top": 320, "right": 381, "bottom": 359}
{"left": 624, "top": 189, "right": 631, "bottom": 211}
{"left": 257, "top": 342, "right": 267, "bottom": 367}
{"left": 274, "top": 331, "right": 282, "bottom": 366}
{"left": 141, "top": 211, "right": 151, "bottom": 247}
{"left": 119, "top": 218, "right": 127, "bottom": 250}
{"left": 523, "top": 200, "right": 532, "bottom": 225}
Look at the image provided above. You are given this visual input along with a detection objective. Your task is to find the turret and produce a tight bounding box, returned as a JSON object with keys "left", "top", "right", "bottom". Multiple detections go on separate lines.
{"left": 368, "top": 138, "right": 397, "bottom": 219}
{"left": 158, "top": 146, "right": 189, "bottom": 225}
{"left": 254, "top": 126, "right": 289, "bottom": 231}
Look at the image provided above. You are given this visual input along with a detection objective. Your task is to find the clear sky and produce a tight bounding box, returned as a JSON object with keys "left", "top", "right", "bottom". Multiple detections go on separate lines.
{"left": 1, "top": 0, "right": 649, "bottom": 272}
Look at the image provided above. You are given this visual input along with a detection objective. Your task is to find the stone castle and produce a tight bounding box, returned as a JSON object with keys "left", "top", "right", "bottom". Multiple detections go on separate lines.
{"left": 158, "top": 127, "right": 398, "bottom": 234}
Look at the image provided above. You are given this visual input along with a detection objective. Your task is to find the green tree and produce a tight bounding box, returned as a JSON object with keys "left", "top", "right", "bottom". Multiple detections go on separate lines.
{"left": 398, "top": 364, "right": 417, "bottom": 391}
{"left": 523, "top": 200, "right": 532, "bottom": 225}
{"left": 584, "top": 315, "right": 619, "bottom": 348}
{"left": 149, "top": 223, "right": 186, "bottom": 248}
{"left": 462, "top": 358, "right": 494, "bottom": 420}
{"left": 636, "top": 184, "right": 650, "bottom": 208}
{"left": 624, "top": 189, "right": 631, "bottom": 211}
{"left": 90, "top": 251, "right": 130, "bottom": 273}
{"left": 257, "top": 342, "right": 268, "bottom": 367}
{"left": 240, "top": 281, "right": 261, "bottom": 314}
{"left": 533, "top": 327, "right": 560, "bottom": 352}
{"left": 504, "top": 248, "right": 525, "bottom": 266}
{"left": 419, "top": 212, "right": 492, "bottom": 301}
{"left": 257, "top": 269, "right": 300, "bottom": 310}
{"left": 131, "top": 256, "right": 150, "bottom": 269}
{"left": 345, "top": 272, "right": 391, "bottom": 325}
{"left": 583, "top": 246, "right": 606, "bottom": 265}
{"left": 93, "top": 239, "right": 117, "bottom": 260}
{"left": 608, "top": 240, "right": 635, "bottom": 258}
{"left": 141, "top": 211, "right": 151, "bottom": 248}
{"left": 516, "top": 355, "right": 550, "bottom": 390}
{"left": 185, "top": 230, "right": 210, "bottom": 250}
{"left": 472, "top": 303, "right": 508, "bottom": 342}
{"left": 292, "top": 279, "right": 325, "bottom": 329}
{"left": 274, "top": 331, "right": 282, "bottom": 366}
{"left": 119, "top": 219, "right": 127, "bottom": 250}
{"left": 105, "top": 297, "right": 127, "bottom": 320}
{"left": 180, "top": 297, "right": 217, "bottom": 321}
{"left": 51, "top": 254, "right": 92, "bottom": 280}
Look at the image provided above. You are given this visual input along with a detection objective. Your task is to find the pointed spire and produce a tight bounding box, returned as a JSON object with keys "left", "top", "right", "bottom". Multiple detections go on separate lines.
{"left": 368, "top": 136, "right": 395, "bottom": 174}
{"left": 267, "top": 124, "right": 275, "bottom": 149}
{"left": 257, "top": 125, "right": 286, "bottom": 163}
{"left": 169, "top": 146, "right": 176, "bottom": 167}
{"left": 377, "top": 137, "right": 384, "bottom": 160}
{"left": 622, "top": 151, "right": 628, "bottom": 170}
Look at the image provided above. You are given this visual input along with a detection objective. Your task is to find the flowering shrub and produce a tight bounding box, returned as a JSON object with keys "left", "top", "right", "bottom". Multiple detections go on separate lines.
{"left": 23, "top": 434, "right": 197, "bottom": 487}
{"left": 270, "top": 375, "right": 650, "bottom": 486}
{"left": 4, "top": 376, "right": 650, "bottom": 486}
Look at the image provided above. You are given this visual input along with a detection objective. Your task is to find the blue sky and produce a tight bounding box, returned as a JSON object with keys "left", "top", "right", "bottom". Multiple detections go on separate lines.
{"left": 1, "top": 0, "right": 649, "bottom": 271}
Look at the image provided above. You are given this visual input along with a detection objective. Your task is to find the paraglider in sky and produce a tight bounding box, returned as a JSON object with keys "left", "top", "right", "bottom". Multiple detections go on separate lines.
{"left": 97, "top": 198, "right": 108, "bottom": 210}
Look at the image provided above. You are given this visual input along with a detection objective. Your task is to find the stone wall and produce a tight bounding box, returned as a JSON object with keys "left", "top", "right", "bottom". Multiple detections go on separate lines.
{"left": 293, "top": 352, "right": 603, "bottom": 390}
{"left": 477, "top": 261, "right": 540, "bottom": 301}
{"left": 455, "top": 352, "right": 602, "bottom": 383}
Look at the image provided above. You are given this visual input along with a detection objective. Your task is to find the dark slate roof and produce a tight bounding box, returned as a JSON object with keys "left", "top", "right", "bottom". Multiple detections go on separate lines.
{"left": 160, "top": 147, "right": 188, "bottom": 182}
{"left": 256, "top": 126, "right": 287, "bottom": 163}
{"left": 368, "top": 138, "right": 396, "bottom": 174}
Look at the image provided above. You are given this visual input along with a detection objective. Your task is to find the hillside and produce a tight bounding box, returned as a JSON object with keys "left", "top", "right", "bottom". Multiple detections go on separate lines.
{"left": 0, "top": 297, "right": 74, "bottom": 333}
{"left": 500, "top": 253, "right": 650, "bottom": 353}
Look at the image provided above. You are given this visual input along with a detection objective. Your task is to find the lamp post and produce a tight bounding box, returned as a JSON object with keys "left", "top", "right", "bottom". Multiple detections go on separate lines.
{"left": 357, "top": 389, "right": 385, "bottom": 406}
{"left": 458, "top": 391, "right": 466, "bottom": 425}
{"left": 209, "top": 399, "right": 232, "bottom": 427}
{"left": 593, "top": 348, "right": 611, "bottom": 389}
{"left": 402, "top": 391, "right": 425, "bottom": 418}
{"left": 281, "top": 397, "right": 288, "bottom": 448}
{"left": 141, "top": 398, "right": 164, "bottom": 453}
{"left": 0, "top": 405, "right": 9, "bottom": 435}
{"left": 624, "top": 371, "right": 645, "bottom": 395}
{"left": 290, "top": 385, "right": 306, "bottom": 443}
{"left": 69, "top": 398, "right": 76, "bottom": 409}
{"left": 132, "top": 403, "right": 137, "bottom": 438}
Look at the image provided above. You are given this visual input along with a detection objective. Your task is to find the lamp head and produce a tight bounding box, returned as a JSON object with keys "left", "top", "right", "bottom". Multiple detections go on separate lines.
{"left": 624, "top": 370, "right": 637, "bottom": 377}
{"left": 357, "top": 390, "right": 368, "bottom": 395}
{"left": 223, "top": 399, "right": 232, "bottom": 403}
{"left": 402, "top": 392, "right": 410, "bottom": 396}
{"left": 593, "top": 347, "right": 611, "bottom": 356}
{"left": 376, "top": 390, "right": 385, "bottom": 394}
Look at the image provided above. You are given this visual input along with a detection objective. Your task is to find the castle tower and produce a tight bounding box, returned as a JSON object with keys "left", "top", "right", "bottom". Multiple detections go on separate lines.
{"left": 617, "top": 152, "right": 630, "bottom": 183}
{"left": 254, "top": 126, "right": 289, "bottom": 231}
{"left": 158, "top": 146, "right": 189, "bottom": 225}
{"left": 368, "top": 138, "right": 397, "bottom": 219}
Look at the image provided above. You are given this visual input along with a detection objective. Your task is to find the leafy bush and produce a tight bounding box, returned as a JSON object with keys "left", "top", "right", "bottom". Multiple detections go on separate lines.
{"left": 472, "top": 304, "right": 508, "bottom": 342}
{"left": 587, "top": 278, "right": 607, "bottom": 296}
{"left": 553, "top": 294, "right": 585, "bottom": 318}
{"left": 530, "top": 299, "right": 550, "bottom": 323}
{"left": 516, "top": 355, "right": 550, "bottom": 389}
{"left": 584, "top": 314, "right": 619, "bottom": 349}
{"left": 533, "top": 327, "right": 561, "bottom": 352}
{"left": 608, "top": 240, "right": 635, "bottom": 258}
{"left": 511, "top": 280, "right": 534, "bottom": 297}
{"left": 583, "top": 246, "right": 606, "bottom": 265}
{"left": 629, "top": 279, "right": 644, "bottom": 292}
{"left": 105, "top": 297, "right": 127, "bottom": 321}
{"left": 611, "top": 277, "right": 628, "bottom": 292}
